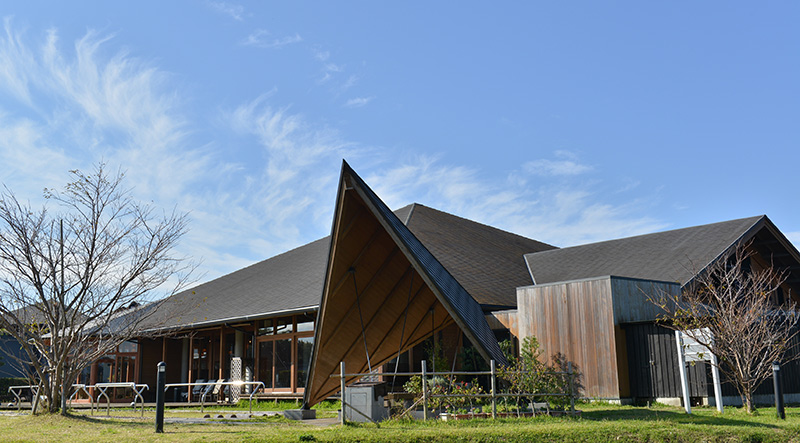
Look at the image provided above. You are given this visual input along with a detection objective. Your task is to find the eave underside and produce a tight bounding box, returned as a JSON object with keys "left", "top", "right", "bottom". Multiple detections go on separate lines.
{"left": 305, "top": 187, "right": 457, "bottom": 406}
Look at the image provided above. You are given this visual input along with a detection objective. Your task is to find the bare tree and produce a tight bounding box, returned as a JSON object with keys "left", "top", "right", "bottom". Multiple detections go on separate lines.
{"left": 0, "top": 164, "right": 193, "bottom": 414}
{"left": 652, "top": 243, "right": 799, "bottom": 413}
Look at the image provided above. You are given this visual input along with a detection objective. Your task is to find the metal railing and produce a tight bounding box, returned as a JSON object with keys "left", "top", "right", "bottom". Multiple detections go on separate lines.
{"left": 92, "top": 382, "right": 149, "bottom": 417}
{"left": 164, "top": 381, "right": 266, "bottom": 414}
{"left": 7, "top": 385, "right": 39, "bottom": 412}
{"left": 332, "top": 359, "right": 577, "bottom": 424}
{"left": 8, "top": 382, "right": 149, "bottom": 417}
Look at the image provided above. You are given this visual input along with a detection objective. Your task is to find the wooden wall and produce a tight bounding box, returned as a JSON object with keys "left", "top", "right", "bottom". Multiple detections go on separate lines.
{"left": 515, "top": 276, "right": 679, "bottom": 399}
{"left": 516, "top": 277, "right": 618, "bottom": 398}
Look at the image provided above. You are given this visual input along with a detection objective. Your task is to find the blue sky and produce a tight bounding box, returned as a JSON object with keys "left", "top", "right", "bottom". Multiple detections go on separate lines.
{"left": 0, "top": 2, "right": 798, "bottom": 285}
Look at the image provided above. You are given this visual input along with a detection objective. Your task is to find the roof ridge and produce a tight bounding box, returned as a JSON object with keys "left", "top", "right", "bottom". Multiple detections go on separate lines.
{"left": 402, "top": 203, "right": 417, "bottom": 225}
{"left": 409, "top": 203, "right": 556, "bottom": 248}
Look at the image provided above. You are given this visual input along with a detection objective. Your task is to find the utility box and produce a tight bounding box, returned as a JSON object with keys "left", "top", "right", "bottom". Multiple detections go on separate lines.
{"left": 344, "top": 381, "right": 389, "bottom": 422}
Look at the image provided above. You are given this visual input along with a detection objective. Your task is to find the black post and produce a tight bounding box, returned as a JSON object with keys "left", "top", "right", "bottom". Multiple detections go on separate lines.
{"left": 773, "top": 361, "right": 785, "bottom": 420}
{"left": 155, "top": 362, "right": 166, "bottom": 432}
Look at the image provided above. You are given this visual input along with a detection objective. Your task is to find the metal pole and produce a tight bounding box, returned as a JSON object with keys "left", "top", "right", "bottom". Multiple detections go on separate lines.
{"left": 710, "top": 352, "right": 723, "bottom": 413}
{"left": 155, "top": 362, "right": 166, "bottom": 433}
{"left": 675, "top": 331, "right": 691, "bottom": 414}
{"left": 773, "top": 361, "right": 785, "bottom": 420}
{"left": 421, "top": 360, "right": 428, "bottom": 421}
{"left": 340, "top": 361, "right": 346, "bottom": 426}
{"left": 568, "top": 361, "right": 575, "bottom": 413}
{"left": 490, "top": 360, "right": 497, "bottom": 419}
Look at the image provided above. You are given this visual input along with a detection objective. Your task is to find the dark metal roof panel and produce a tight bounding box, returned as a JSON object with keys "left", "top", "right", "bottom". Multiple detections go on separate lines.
{"left": 150, "top": 237, "right": 329, "bottom": 330}
{"left": 525, "top": 216, "right": 764, "bottom": 286}
{"left": 405, "top": 204, "right": 556, "bottom": 307}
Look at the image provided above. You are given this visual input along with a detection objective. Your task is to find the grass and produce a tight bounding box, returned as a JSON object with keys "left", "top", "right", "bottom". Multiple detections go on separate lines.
{"left": 2, "top": 402, "right": 800, "bottom": 442}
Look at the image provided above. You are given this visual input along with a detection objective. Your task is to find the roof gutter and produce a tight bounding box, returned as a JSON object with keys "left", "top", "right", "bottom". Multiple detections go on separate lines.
{"left": 141, "top": 305, "right": 319, "bottom": 334}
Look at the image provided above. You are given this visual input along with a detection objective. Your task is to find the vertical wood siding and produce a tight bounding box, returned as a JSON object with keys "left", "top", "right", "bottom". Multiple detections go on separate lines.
{"left": 623, "top": 322, "right": 707, "bottom": 398}
{"left": 517, "top": 278, "right": 619, "bottom": 398}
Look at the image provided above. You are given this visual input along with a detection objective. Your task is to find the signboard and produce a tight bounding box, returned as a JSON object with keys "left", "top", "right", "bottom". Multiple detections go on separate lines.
{"left": 675, "top": 329, "right": 723, "bottom": 414}
{"left": 678, "top": 328, "right": 713, "bottom": 362}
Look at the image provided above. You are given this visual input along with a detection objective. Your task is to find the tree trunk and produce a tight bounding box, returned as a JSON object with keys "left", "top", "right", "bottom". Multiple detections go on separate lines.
{"left": 60, "top": 376, "right": 69, "bottom": 415}
{"left": 744, "top": 391, "right": 755, "bottom": 414}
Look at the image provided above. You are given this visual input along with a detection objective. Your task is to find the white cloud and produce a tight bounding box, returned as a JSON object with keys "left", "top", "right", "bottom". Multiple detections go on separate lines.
{"left": 207, "top": 1, "right": 245, "bottom": 21}
{"left": 241, "top": 30, "right": 302, "bottom": 49}
{"left": 524, "top": 151, "right": 593, "bottom": 176}
{"left": 363, "top": 155, "right": 664, "bottom": 248}
{"left": 0, "top": 21, "right": 669, "bottom": 287}
{"left": 344, "top": 96, "right": 374, "bottom": 108}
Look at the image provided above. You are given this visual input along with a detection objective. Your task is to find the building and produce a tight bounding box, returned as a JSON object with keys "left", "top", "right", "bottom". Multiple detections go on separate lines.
{"left": 70, "top": 161, "right": 800, "bottom": 406}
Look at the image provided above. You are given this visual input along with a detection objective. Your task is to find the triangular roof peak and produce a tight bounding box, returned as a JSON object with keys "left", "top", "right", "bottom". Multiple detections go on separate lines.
{"left": 304, "top": 161, "right": 507, "bottom": 407}
{"left": 525, "top": 215, "right": 800, "bottom": 291}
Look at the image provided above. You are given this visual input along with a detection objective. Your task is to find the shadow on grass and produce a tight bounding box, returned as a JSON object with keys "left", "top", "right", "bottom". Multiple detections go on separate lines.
{"left": 580, "top": 408, "right": 781, "bottom": 429}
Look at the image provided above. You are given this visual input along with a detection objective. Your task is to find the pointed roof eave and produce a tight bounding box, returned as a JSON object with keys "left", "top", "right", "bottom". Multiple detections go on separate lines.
{"left": 303, "top": 161, "right": 506, "bottom": 407}
{"left": 685, "top": 215, "right": 800, "bottom": 290}
{"left": 340, "top": 161, "right": 506, "bottom": 364}
{"left": 682, "top": 215, "right": 766, "bottom": 289}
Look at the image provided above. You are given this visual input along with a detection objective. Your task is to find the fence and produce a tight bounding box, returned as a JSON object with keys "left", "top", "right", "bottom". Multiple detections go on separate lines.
{"left": 333, "top": 359, "right": 579, "bottom": 425}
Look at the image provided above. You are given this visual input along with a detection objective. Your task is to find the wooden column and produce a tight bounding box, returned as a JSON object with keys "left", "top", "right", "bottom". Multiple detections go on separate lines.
{"left": 162, "top": 337, "right": 167, "bottom": 362}
{"left": 187, "top": 335, "right": 193, "bottom": 403}
{"left": 219, "top": 327, "right": 224, "bottom": 379}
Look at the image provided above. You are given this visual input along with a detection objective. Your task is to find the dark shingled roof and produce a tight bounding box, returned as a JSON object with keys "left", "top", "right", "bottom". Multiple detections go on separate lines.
{"left": 151, "top": 203, "right": 551, "bottom": 331}
{"left": 405, "top": 204, "right": 555, "bottom": 308}
{"left": 150, "top": 237, "right": 330, "bottom": 330}
{"left": 525, "top": 215, "right": 764, "bottom": 286}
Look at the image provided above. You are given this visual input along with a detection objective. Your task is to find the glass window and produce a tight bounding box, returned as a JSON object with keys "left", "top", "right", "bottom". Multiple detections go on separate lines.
{"left": 296, "top": 314, "right": 315, "bottom": 332}
{"left": 258, "top": 319, "right": 275, "bottom": 336}
{"left": 275, "top": 317, "right": 293, "bottom": 335}
{"left": 296, "top": 337, "right": 314, "bottom": 388}
{"left": 117, "top": 356, "right": 134, "bottom": 381}
{"left": 258, "top": 341, "right": 273, "bottom": 388}
{"left": 274, "top": 339, "right": 292, "bottom": 388}
{"left": 97, "top": 361, "right": 113, "bottom": 383}
{"left": 118, "top": 341, "right": 138, "bottom": 353}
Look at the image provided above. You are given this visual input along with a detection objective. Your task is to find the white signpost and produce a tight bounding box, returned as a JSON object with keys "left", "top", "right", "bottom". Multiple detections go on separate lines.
{"left": 675, "top": 329, "right": 723, "bottom": 414}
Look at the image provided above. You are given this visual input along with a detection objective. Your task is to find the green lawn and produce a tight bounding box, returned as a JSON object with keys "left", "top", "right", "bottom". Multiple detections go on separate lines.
{"left": 2, "top": 403, "right": 800, "bottom": 442}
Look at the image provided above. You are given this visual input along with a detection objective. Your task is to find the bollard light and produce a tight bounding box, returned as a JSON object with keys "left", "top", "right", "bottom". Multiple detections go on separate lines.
{"left": 155, "top": 362, "right": 166, "bottom": 433}
{"left": 773, "top": 361, "right": 785, "bottom": 420}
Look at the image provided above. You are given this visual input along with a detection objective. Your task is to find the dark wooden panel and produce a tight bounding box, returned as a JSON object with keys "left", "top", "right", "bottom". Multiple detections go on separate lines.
{"left": 624, "top": 322, "right": 707, "bottom": 399}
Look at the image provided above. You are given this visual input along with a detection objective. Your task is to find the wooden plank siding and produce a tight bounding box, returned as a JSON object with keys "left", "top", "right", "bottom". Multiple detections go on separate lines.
{"left": 516, "top": 276, "right": 681, "bottom": 399}
{"left": 517, "top": 277, "right": 619, "bottom": 398}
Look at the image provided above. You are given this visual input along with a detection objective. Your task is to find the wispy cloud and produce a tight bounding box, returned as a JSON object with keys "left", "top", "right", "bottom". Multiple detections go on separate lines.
{"left": 241, "top": 29, "right": 302, "bottom": 49}
{"left": 0, "top": 21, "right": 239, "bottom": 282}
{"left": 207, "top": 1, "right": 245, "bottom": 21}
{"left": 344, "top": 96, "right": 374, "bottom": 108}
{"left": 524, "top": 150, "right": 592, "bottom": 176}
{"left": 363, "top": 154, "right": 664, "bottom": 248}
{"left": 0, "top": 20, "right": 669, "bottom": 286}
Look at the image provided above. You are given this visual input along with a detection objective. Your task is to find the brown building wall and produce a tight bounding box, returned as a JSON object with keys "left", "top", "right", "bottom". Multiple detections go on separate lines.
{"left": 516, "top": 277, "right": 619, "bottom": 398}
{"left": 514, "top": 276, "right": 679, "bottom": 399}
